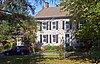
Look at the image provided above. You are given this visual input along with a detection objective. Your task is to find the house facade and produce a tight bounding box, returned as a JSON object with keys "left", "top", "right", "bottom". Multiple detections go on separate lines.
{"left": 35, "top": 2, "right": 76, "bottom": 46}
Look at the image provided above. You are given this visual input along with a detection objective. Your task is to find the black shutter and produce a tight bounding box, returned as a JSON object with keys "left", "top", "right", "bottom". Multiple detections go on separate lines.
{"left": 40, "top": 22, "right": 42, "bottom": 31}
{"left": 47, "top": 22, "right": 48, "bottom": 30}
{"left": 50, "top": 22, "right": 51, "bottom": 30}
{"left": 50, "top": 35, "right": 51, "bottom": 43}
{"left": 62, "top": 21, "right": 64, "bottom": 30}
{"left": 56, "top": 35, "right": 58, "bottom": 43}
{"left": 56, "top": 21, "right": 58, "bottom": 30}
{"left": 47, "top": 35, "right": 48, "bottom": 43}
{"left": 40, "top": 35, "right": 42, "bottom": 43}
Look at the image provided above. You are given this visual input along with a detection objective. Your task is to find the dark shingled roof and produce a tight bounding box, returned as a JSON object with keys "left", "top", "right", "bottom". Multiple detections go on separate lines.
{"left": 35, "top": 6, "right": 68, "bottom": 19}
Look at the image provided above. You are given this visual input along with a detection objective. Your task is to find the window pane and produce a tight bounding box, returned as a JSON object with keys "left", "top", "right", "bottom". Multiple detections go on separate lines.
{"left": 43, "top": 26, "right": 46, "bottom": 29}
{"left": 66, "top": 24, "right": 70, "bottom": 29}
{"left": 66, "top": 34, "right": 69, "bottom": 37}
{"left": 53, "top": 35, "right": 56, "bottom": 42}
{"left": 43, "top": 22, "right": 46, "bottom": 25}
{"left": 53, "top": 26, "right": 56, "bottom": 29}
{"left": 52, "top": 22, "right": 56, "bottom": 30}
{"left": 52, "top": 22, "right": 56, "bottom": 25}
{"left": 42, "top": 22, "right": 47, "bottom": 30}
{"left": 43, "top": 35, "right": 48, "bottom": 43}
{"left": 43, "top": 35, "right": 47, "bottom": 42}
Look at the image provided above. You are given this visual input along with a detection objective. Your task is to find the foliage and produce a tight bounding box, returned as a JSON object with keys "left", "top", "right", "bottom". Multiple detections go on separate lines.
{"left": 61, "top": 0, "right": 100, "bottom": 49}
{"left": 0, "top": 0, "right": 37, "bottom": 45}
{"left": 57, "top": 45, "right": 65, "bottom": 59}
{"left": 65, "top": 46, "right": 74, "bottom": 52}
{"left": 89, "top": 46, "right": 100, "bottom": 63}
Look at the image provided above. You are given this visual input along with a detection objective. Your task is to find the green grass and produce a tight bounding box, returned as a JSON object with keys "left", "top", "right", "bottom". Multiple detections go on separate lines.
{"left": 0, "top": 52, "right": 99, "bottom": 64}
{"left": 40, "top": 55, "right": 92, "bottom": 64}
{"left": 0, "top": 55, "right": 43, "bottom": 64}
{"left": 45, "top": 46, "right": 58, "bottom": 52}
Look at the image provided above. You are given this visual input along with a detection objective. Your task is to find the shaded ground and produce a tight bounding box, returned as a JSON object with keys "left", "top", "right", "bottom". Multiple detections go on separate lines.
{"left": 38, "top": 51, "right": 100, "bottom": 64}
{"left": 0, "top": 52, "right": 100, "bottom": 64}
{"left": 0, "top": 54, "right": 43, "bottom": 64}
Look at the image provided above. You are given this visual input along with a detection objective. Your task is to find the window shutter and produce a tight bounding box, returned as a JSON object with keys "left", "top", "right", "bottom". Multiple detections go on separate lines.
{"left": 50, "top": 35, "right": 51, "bottom": 43}
{"left": 50, "top": 22, "right": 51, "bottom": 30}
{"left": 40, "top": 22, "right": 42, "bottom": 31}
{"left": 62, "top": 21, "right": 64, "bottom": 30}
{"left": 56, "top": 21, "right": 58, "bottom": 30}
{"left": 40, "top": 35, "right": 42, "bottom": 43}
{"left": 47, "top": 35, "right": 48, "bottom": 43}
{"left": 56, "top": 35, "right": 58, "bottom": 43}
{"left": 47, "top": 22, "right": 48, "bottom": 30}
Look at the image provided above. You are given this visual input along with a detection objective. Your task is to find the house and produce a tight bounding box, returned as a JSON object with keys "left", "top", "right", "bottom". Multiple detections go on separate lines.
{"left": 35, "top": 2, "right": 76, "bottom": 46}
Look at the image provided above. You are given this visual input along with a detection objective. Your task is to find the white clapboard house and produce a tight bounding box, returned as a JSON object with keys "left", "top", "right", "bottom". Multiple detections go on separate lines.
{"left": 35, "top": 2, "right": 77, "bottom": 46}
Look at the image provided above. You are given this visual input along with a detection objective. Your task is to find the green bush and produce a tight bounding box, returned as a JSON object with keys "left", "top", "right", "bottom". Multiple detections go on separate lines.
{"left": 89, "top": 46, "right": 100, "bottom": 63}
{"left": 65, "top": 46, "right": 74, "bottom": 52}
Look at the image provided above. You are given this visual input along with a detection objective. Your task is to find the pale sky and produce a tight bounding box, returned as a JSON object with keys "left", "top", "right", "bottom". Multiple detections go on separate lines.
{"left": 28, "top": 0, "right": 60, "bottom": 16}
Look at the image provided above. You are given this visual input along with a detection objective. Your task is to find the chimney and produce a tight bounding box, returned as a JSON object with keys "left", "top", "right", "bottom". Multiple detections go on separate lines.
{"left": 45, "top": 2, "right": 49, "bottom": 8}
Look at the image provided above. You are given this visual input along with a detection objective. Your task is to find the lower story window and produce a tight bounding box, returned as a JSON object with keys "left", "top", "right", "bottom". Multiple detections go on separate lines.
{"left": 43, "top": 35, "right": 48, "bottom": 43}
{"left": 52, "top": 35, "right": 58, "bottom": 43}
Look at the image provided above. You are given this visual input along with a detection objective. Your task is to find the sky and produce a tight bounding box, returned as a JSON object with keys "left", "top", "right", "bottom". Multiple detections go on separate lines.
{"left": 28, "top": 0, "right": 60, "bottom": 16}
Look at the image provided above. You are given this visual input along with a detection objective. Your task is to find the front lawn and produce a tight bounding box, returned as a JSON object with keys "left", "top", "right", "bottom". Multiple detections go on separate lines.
{"left": 0, "top": 52, "right": 99, "bottom": 64}
{"left": 39, "top": 55, "right": 92, "bottom": 64}
{"left": 0, "top": 55, "right": 43, "bottom": 64}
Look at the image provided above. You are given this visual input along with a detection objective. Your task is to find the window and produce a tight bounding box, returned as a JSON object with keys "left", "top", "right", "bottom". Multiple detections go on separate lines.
{"left": 52, "top": 21, "right": 58, "bottom": 30}
{"left": 66, "top": 34, "right": 69, "bottom": 37}
{"left": 53, "top": 35, "right": 56, "bottom": 42}
{"left": 52, "top": 22, "right": 56, "bottom": 29}
{"left": 52, "top": 35, "right": 58, "bottom": 43}
{"left": 42, "top": 22, "right": 47, "bottom": 30}
{"left": 62, "top": 21, "right": 72, "bottom": 30}
{"left": 43, "top": 35, "right": 48, "bottom": 43}
{"left": 65, "top": 21, "right": 70, "bottom": 30}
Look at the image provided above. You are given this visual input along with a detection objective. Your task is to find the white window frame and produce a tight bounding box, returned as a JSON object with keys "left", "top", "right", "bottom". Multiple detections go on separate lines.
{"left": 65, "top": 21, "right": 70, "bottom": 30}
{"left": 51, "top": 21, "right": 56, "bottom": 30}
{"left": 52, "top": 35, "right": 58, "bottom": 43}
{"left": 42, "top": 22, "right": 47, "bottom": 30}
{"left": 43, "top": 35, "right": 47, "bottom": 43}
{"left": 53, "top": 35, "right": 56, "bottom": 42}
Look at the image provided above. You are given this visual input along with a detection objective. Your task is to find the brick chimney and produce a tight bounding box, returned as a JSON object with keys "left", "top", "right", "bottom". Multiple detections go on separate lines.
{"left": 45, "top": 2, "right": 49, "bottom": 8}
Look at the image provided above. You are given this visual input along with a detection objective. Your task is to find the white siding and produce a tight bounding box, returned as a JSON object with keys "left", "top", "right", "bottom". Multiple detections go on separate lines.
{"left": 36, "top": 18, "right": 76, "bottom": 46}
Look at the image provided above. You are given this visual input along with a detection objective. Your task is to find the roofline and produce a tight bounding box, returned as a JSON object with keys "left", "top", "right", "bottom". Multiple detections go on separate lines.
{"left": 35, "top": 16, "right": 71, "bottom": 20}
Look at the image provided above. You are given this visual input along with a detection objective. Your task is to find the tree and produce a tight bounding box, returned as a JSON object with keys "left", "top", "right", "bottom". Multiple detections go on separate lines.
{"left": 0, "top": 0, "right": 37, "bottom": 48}
{"left": 61, "top": 0, "right": 100, "bottom": 49}
{"left": 0, "top": 0, "right": 59, "bottom": 47}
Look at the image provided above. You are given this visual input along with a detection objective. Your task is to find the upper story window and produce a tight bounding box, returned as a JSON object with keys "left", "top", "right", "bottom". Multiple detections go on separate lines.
{"left": 77, "top": 21, "right": 85, "bottom": 29}
{"left": 51, "top": 21, "right": 58, "bottom": 30}
{"left": 52, "top": 22, "right": 56, "bottom": 29}
{"left": 62, "top": 21, "right": 72, "bottom": 30}
{"left": 65, "top": 22, "right": 70, "bottom": 30}
{"left": 42, "top": 22, "right": 47, "bottom": 30}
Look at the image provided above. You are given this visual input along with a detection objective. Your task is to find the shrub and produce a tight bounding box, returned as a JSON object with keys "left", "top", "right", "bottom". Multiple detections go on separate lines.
{"left": 89, "top": 46, "right": 100, "bottom": 63}
{"left": 65, "top": 46, "right": 74, "bottom": 52}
